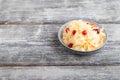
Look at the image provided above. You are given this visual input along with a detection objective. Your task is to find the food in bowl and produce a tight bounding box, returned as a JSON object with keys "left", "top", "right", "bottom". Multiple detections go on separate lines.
{"left": 62, "top": 20, "right": 106, "bottom": 51}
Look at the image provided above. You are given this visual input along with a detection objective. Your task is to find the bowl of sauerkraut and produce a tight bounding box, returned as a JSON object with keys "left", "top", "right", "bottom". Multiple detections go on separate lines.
{"left": 58, "top": 20, "right": 107, "bottom": 53}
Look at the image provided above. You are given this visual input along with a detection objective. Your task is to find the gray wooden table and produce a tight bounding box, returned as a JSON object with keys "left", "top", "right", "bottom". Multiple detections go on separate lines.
{"left": 0, "top": 0, "right": 120, "bottom": 80}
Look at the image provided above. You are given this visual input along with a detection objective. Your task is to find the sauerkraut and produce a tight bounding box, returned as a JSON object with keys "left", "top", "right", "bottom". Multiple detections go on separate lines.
{"left": 62, "top": 20, "right": 106, "bottom": 51}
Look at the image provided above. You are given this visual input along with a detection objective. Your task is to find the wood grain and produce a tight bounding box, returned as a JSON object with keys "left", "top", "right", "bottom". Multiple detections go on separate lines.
{"left": 0, "top": 66, "right": 119, "bottom": 80}
{"left": 0, "top": 0, "right": 119, "bottom": 23}
{"left": 0, "top": 0, "right": 119, "bottom": 79}
{"left": 0, "top": 24, "right": 119, "bottom": 66}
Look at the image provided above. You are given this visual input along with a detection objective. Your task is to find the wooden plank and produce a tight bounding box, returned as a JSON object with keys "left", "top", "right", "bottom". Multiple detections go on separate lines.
{"left": 0, "top": 66, "right": 119, "bottom": 80}
{"left": 0, "top": 24, "right": 119, "bottom": 66}
{"left": 0, "top": 0, "right": 119, "bottom": 23}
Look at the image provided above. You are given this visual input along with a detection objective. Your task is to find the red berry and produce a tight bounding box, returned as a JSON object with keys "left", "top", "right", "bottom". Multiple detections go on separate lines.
{"left": 65, "top": 28, "right": 69, "bottom": 33}
{"left": 68, "top": 43, "right": 73, "bottom": 48}
{"left": 72, "top": 30, "right": 77, "bottom": 35}
{"left": 93, "top": 29, "right": 100, "bottom": 34}
{"left": 86, "top": 22, "right": 89, "bottom": 24}
{"left": 82, "top": 30, "right": 87, "bottom": 35}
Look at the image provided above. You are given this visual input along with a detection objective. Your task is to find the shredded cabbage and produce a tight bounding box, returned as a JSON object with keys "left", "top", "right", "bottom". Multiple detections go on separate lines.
{"left": 62, "top": 20, "right": 106, "bottom": 51}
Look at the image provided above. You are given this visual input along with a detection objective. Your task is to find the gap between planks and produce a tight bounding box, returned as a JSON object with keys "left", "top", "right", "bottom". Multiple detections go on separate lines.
{"left": 0, "top": 65, "right": 119, "bottom": 68}
{"left": 0, "top": 62, "right": 119, "bottom": 67}
{"left": 0, "top": 21, "right": 120, "bottom": 25}
{"left": 0, "top": 66, "right": 120, "bottom": 69}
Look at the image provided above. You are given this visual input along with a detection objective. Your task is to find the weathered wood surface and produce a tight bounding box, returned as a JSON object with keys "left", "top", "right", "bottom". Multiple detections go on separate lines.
{"left": 0, "top": 24, "right": 119, "bottom": 66}
{"left": 0, "top": 66, "right": 119, "bottom": 80}
{"left": 0, "top": 0, "right": 119, "bottom": 79}
{"left": 0, "top": 0, "right": 119, "bottom": 23}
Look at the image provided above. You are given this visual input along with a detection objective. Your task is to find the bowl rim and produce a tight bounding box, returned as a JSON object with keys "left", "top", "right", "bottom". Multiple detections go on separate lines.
{"left": 58, "top": 20, "right": 107, "bottom": 53}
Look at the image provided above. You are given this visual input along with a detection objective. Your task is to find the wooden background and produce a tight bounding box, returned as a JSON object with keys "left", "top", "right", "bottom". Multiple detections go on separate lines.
{"left": 0, "top": 0, "right": 120, "bottom": 80}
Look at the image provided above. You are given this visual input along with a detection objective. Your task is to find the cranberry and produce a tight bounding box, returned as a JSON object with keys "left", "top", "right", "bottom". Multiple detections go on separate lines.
{"left": 68, "top": 43, "right": 73, "bottom": 48}
{"left": 86, "top": 22, "right": 89, "bottom": 24}
{"left": 65, "top": 28, "right": 69, "bottom": 33}
{"left": 82, "top": 30, "right": 87, "bottom": 35}
{"left": 72, "top": 30, "right": 77, "bottom": 35}
{"left": 93, "top": 29, "right": 100, "bottom": 34}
